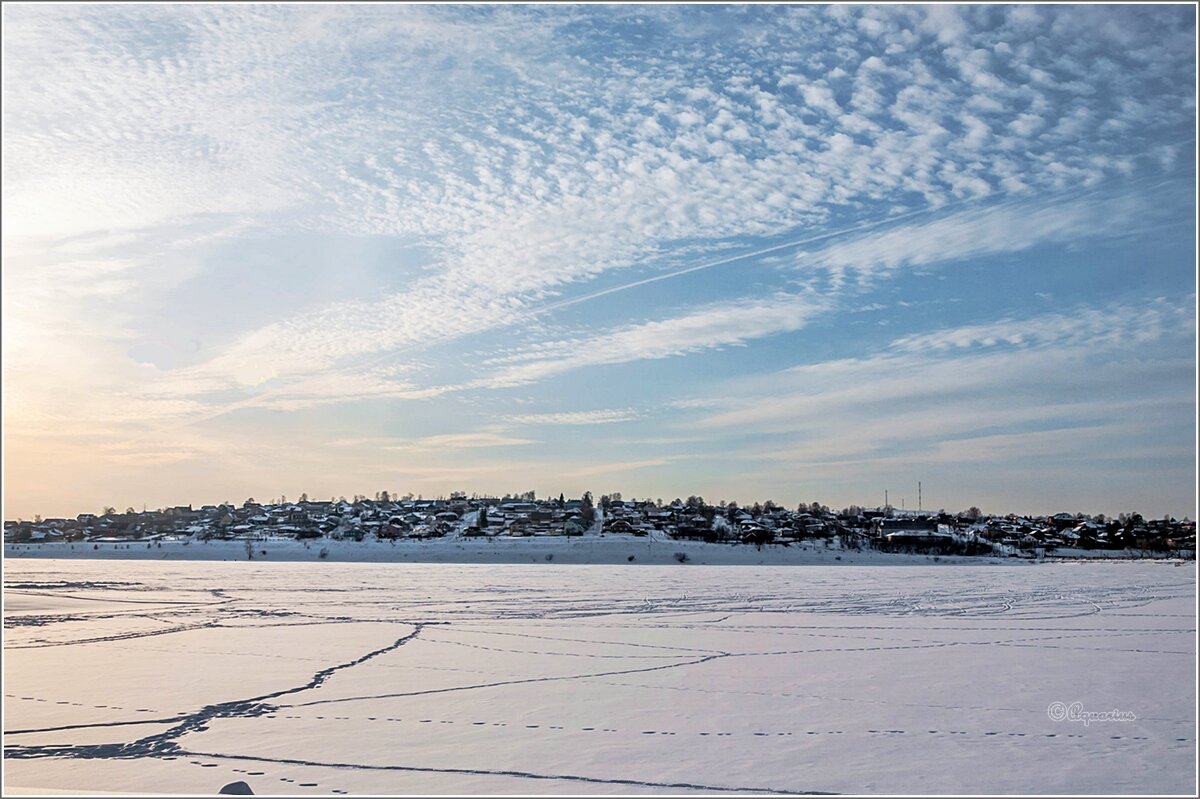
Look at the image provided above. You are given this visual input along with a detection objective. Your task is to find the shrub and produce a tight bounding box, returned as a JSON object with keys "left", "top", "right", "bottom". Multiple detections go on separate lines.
{"left": 544, "top": 553, "right": 554, "bottom": 562}
{"left": 318, "top": 547, "right": 329, "bottom": 559}
{"left": 674, "top": 551, "right": 690, "bottom": 563}
{"left": 627, "top": 554, "right": 635, "bottom": 562}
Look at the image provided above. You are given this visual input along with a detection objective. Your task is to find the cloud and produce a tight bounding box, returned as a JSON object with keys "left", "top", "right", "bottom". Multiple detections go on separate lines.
{"left": 797, "top": 182, "right": 1180, "bottom": 283}
{"left": 560, "top": 458, "right": 677, "bottom": 478}
{"left": 888, "top": 298, "right": 1194, "bottom": 355}
{"left": 504, "top": 409, "right": 642, "bottom": 426}
{"left": 330, "top": 432, "right": 535, "bottom": 452}
{"left": 685, "top": 298, "right": 1195, "bottom": 470}
{"left": 476, "top": 292, "right": 829, "bottom": 388}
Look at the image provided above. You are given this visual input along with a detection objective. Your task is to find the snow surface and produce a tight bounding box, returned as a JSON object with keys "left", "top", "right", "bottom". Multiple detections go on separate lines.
{"left": 2, "top": 535, "right": 1042, "bottom": 566}
{"left": 3, "top": 560, "right": 1196, "bottom": 795}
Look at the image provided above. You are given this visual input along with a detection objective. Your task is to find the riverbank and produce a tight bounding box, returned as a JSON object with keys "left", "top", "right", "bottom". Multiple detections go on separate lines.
{"left": 5, "top": 536, "right": 1186, "bottom": 565}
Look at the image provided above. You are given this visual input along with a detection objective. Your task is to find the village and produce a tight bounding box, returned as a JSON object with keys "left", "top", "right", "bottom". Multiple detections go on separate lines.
{"left": 4, "top": 492, "right": 1195, "bottom": 559}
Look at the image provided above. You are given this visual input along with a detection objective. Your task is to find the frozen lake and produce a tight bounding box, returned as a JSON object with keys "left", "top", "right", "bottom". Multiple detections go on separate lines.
{"left": 3, "top": 560, "right": 1195, "bottom": 795}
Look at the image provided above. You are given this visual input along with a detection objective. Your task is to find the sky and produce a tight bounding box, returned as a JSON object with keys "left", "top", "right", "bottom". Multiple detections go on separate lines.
{"left": 1, "top": 3, "right": 1196, "bottom": 520}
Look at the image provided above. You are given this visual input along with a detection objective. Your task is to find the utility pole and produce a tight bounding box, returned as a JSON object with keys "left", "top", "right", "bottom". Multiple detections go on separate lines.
{"left": 918, "top": 481, "right": 922, "bottom": 513}
{"left": 885, "top": 490, "right": 888, "bottom": 510}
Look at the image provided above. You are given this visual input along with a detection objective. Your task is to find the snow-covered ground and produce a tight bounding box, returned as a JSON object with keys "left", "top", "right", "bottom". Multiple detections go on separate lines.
{"left": 0, "top": 534, "right": 1142, "bottom": 566}
{"left": 3, "top": 560, "right": 1195, "bottom": 795}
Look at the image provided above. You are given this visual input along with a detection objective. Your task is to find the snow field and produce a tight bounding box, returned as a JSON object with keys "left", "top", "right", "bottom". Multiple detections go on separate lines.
{"left": 3, "top": 561, "right": 1195, "bottom": 794}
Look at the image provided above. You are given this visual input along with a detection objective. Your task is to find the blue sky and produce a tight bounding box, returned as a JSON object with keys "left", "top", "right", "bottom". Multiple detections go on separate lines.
{"left": 2, "top": 3, "right": 1196, "bottom": 519}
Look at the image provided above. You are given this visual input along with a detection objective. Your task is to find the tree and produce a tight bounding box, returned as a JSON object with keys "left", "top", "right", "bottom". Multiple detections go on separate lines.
{"left": 599, "top": 494, "right": 611, "bottom": 510}
{"left": 125, "top": 507, "right": 136, "bottom": 515}
{"left": 33, "top": 514, "right": 43, "bottom": 524}
{"left": 580, "top": 492, "right": 595, "bottom": 524}
{"left": 380, "top": 490, "right": 390, "bottom": 503}
{"left": 299, "top": 492, "right": 309, "bottom": 503}
{"left": 558, "top": 492, "right": 565, "bottom": 507}
{"left": 963, "top": 506, "right": 983, "bottom": 521}
{"left": 103, "top": 506, "right": 116, "bottom": 515}
{"left": 477, "top": 507, "right": 489, "bottom": 529}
